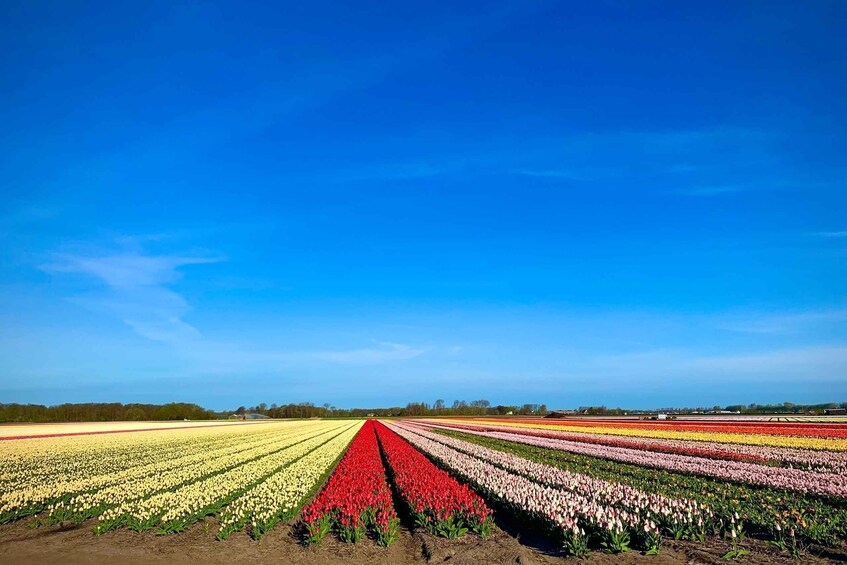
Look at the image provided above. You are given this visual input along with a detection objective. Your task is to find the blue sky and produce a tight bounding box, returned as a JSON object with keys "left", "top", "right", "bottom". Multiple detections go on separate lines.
{"left": 1, "top": 1, "right": 846, "bottom": 410}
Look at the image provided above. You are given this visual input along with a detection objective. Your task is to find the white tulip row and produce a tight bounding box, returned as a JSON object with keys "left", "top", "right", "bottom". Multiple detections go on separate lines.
{"left": 2, "top": 423, "right": 312, "bottom": 522}
{"left": 1, "top": 423, "right": 291, "bottom": 490}
{"left": 387, "top": 422, "right": 709, "bottom": 542}
{"left": 434, "top": 424, "right": 847, "bottom": 498}
{"left": 218, "top": 422, "right": 362, "bottom": 539}
{"left": 420, "top": 419, "right": 847, "bottom": 475}
{"left": 4, "top": 425, "right": 309, "bottom": 517}
{"left": 97, "top": 421, "right": 355, "bottom": 533}
{"left": 0, "top": 421, "right": 241, "bottom": 439}
{"left": 47, "top": 420, "right": 325, "bottom": 522}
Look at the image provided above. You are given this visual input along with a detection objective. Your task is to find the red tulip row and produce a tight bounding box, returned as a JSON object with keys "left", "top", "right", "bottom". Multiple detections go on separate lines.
{"left": 301, "top": 421, "right": 399, "bottom": 546}
{"left": 373, "top": 421, "right": 492, "bottom": 539}
{"left": 427, "top": 421, "right": 767, "bottom": 464}
{"left": 461, "top": 418, "right": 847, "bottom": 438}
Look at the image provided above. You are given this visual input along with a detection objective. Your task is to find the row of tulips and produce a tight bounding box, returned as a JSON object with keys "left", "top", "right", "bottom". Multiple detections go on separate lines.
{"left": 444, "top": 419, "right": 847, "bottom": 451}
{"left": 420, "top": 420, "right": 767, "bottom": 464}
{"left": 95, "top": 422, "right": 354, "bottom": 534}
{"left": 301, "top": 421, "right": 400, "bottom": 547}
{"left": 0, "top": 420, "right": 245, "bottom": 440}
{"left": 431, "top": 422, "right": 847, "bottom": 546}
{"left": 420, "top": 422, "right": 847, "bottom": 498}
{"left": 388, "top": 421, "right": 712, "bottom": 556}
{"left": 421, "top": 420, "right": 847, "bottom": 474}
{"left": 42, "top": 423, "right": 334, "bottom": 527}
{"left": 461, "top": 417, "right": 847, "bottom": 438}
{"left": 0, "top": 423, "right": 289, "bottom": 492}
{"left": 372, "top": 421, "right": 493, "bottom": 539}
{"left": 217, "top": 423, "right": 362, "bottom": 539}
{"left": 4, "top": 422, "right": 318, "bottom": 524}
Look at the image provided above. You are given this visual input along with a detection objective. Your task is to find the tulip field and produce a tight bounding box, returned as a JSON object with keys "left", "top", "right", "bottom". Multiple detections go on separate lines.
{"left": 407, "top": 417, "right": 847, "bottom": 551}
{"left": 1, "top": 417, "right": 847, "bottom": 562}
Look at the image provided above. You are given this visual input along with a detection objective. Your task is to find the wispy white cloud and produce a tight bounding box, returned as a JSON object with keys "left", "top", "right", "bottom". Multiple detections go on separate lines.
{"left": 39, "top": 242, "right": 428, "bottom": 365}
{"left": 42, "top": 249, "right": 220, "bottom": 343}
{"left": 44, "top": 253, "right": 219, "bottom": 289}
{"left": 714, "top": 308, "right": 847, "bottom": 334}
{"left": 566, "top": 345, "right": 847, "bottom": 384}
{"left": 685, "top": 346, "right": 847, "bottom": 379}
{"left": 501, "top": 127, "right": 777, "bottom": 188}
{"left": 314, "top": 340, "right": 425, "bottom": 364}
{"left": 510, "top": 169, "right": 589, "bottom": 181}
{"left": 332, "top": 163, "right": 448, "bottom": 182}
{"left": 667, "top": 164, "right": 703, "bottom": 174}
{"left": 184, "top": 339, "right": 427, "bottom": 371}
{"left": 817, "top": 231, "right": 847, "bottom": 238}
{"left": 675, "top": 185, "right": 749, "bottom": 197}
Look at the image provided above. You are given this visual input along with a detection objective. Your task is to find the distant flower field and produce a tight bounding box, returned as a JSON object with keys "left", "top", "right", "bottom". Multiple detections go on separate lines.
{"left": 2, "top": 416, "right": 847, "bottom": 558}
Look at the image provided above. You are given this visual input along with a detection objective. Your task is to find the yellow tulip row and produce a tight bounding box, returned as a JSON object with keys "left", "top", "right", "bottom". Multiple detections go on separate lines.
{"left": 99, "top": 421, "right": 358, "bottom": 532}
{"left": 0, "top": 423, "right": 289, "bottom": 489}
{"left": 0, "top": 421, "right": 319, "bottom": 522}
{"left": 0, "top": 420, "right": 240, "bottom": 438}
{"left": 439, "top": 419, "right": 847, "bottom": 451}
{"left": 43, "top": 422, "right": 342, "bottom": 526}
{"left": 2, "top": 424, "right": 301, "bottom": 494}
{"left": 218, "top": 422, "right": 362, "bottom": 538}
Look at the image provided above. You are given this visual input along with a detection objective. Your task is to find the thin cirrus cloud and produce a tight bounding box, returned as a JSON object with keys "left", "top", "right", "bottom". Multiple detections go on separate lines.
{"left": 504, "top": 128, "right": 775, "bottom": 185}
{"left": 314, "top": 340, "right": 425, "bottom": 364}
{"left": 675, "top": 185, "right": 749, "bottom": 197}
{"left": 713, "top": 308, "right": 847, "bottom": 335}
{"left": 328, "top": 163, "right": 448, "bottom": 183}
{"left": 510, "top": 169, "right": 591, "bottom": 181}
{"left": 564, "top": 345, "right": 847, "bottom": 385}
{"left": 684, "top": 345, "right": 847, "bottom": 382}
{"left": 40, "top": 251, "right": 221, "bottom": 344}
{"left": 172, "top": 339, "right": 427, "bottom": 378}
{"left": 39, "top": 246, "right": 427, "bottom": 366}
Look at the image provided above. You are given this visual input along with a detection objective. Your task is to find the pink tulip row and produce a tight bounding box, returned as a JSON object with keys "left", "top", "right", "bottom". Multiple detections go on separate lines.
{"left": 420, "top": 420, "right": 847, "bottom": 474}
{"left": 386, "top": 421, "right": 710, "bottom": 551}
{"left": 418, "top": 422, "right": 847, "bottom": 499}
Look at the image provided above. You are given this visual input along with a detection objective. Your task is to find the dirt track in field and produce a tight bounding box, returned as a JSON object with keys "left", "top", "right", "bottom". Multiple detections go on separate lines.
{"left": 1, "top": 516, "right": 844, "bottom": 565}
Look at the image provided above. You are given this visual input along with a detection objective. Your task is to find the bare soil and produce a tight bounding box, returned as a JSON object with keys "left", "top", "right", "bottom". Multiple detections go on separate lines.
{"left": 1, "top": 515, "right": 844, "bottom": 565}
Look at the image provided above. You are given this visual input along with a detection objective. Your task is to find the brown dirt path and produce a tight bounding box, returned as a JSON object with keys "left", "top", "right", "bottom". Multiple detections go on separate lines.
{"left": 0, "top": 516, "right": 843, "bottom": 564}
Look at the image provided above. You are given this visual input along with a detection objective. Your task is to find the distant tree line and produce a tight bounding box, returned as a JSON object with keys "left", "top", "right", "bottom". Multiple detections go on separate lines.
{"left": 4, "top": 399, "right": 846, "bottom": 423}
{"left": 402, "top": 400, "right": 547, "bottom": 417}
{"left": 0, "top": 400, "right": 549, "bottom": 423}
{"left": 0, "top": 402, "right": 215, "bottom": 423}
{"left": 233, "top": 400, "right": 548, "bottom": 418}
{"left": 723, "top": 402, "right": 847, "bottom": 415}
{"left": 576, "top": 401, "right": 847, "bottom": 416}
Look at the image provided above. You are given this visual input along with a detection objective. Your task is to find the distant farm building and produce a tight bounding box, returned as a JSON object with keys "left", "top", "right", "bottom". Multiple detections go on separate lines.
{"left": 825, "top": 408, "right": 846, "bottom": 415}
{"left": 228, "top": 413, "right": 270, "bottom": 420}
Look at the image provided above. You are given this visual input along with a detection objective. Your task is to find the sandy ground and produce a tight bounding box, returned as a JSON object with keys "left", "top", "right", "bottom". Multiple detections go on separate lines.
{"left": 1, "top": 514, "right": 844, "bottom": 565}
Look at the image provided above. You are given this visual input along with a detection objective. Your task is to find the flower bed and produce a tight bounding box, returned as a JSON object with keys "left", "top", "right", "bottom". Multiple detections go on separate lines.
{"left": 418, "top": 422, "right": 847, "bottom": 498}
{"left": 373, "top": 420, "right": 492, "bottom": 538}
{"left": 388, "top": 421, "right": 709, "bottom": 556}
{"left": 301, "top": 421, "right": 399, "bottom": 546}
